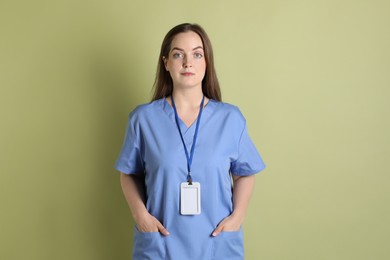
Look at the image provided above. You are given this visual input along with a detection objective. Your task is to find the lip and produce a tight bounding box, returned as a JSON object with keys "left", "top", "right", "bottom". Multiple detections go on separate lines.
{"left": 181, "top": 72, "right": 195, "bottom": 76}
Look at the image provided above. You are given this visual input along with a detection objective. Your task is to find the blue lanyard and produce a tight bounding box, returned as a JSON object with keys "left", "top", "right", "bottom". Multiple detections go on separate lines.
{"left": 171, "top": 95, "right": 205, "bottom": 185}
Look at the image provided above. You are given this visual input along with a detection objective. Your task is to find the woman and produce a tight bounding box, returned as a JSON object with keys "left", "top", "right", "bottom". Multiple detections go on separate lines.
{"left": 115, "top": 23, "right": 265, "bottom": 260}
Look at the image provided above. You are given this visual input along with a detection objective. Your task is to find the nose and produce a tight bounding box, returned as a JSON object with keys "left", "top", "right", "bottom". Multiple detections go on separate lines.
{"left": 183, "top": 56, "right": 192, "bottom": 68}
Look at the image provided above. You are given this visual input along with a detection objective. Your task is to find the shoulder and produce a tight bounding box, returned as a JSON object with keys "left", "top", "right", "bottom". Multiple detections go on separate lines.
{"left": 128, "top": 98, "right": 165, "bottom": 122}
{"left": 129, "top": 98, "right": 165, "bottom": 116}
{"left": 210, "top": 100, "right": 246, "bottom": 122}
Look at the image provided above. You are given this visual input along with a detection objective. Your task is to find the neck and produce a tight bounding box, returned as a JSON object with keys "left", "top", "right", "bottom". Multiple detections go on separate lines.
{"left": 171, "top": 88, "right": 204, "bottom": 109}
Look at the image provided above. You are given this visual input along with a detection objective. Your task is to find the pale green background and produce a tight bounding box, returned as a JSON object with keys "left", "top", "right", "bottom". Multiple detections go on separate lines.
{"left": 1, "top": 0, "right": 389, "bottom": 259}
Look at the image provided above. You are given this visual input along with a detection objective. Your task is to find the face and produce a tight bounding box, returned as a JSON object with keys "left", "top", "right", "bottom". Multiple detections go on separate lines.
{"left": 163, "top": 31, "right": 206, "bottom": 91}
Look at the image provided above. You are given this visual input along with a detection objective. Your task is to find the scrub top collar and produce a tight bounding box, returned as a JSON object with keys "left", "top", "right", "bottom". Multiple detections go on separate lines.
{"left": 161, "top": 97, "right": 216, "bottom": 135}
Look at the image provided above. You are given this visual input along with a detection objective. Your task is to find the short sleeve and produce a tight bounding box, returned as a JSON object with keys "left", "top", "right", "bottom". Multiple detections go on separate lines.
{"left": 114, "top": 111, "right": 144, "bottom": 175}
{"left": 230, "top": 122, "right": 266, "bottom": 176}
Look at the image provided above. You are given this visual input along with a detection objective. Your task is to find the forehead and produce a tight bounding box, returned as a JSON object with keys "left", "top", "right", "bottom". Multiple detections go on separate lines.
{"left": 170, "top": 31, "right": 203, "bottom": 50}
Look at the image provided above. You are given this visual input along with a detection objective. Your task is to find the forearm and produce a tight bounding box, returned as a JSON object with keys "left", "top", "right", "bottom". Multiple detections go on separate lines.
{"left": 120, "top": 173, "right": 170, "bottom": 234}
{"left": 231, "top": 175, "right": 255, "bottom": 222}
{"left": 212, "top": 175, "right": 255, "bottom": 235}
{"left": 120, "top": 173, "right": 148, "bottom": 223}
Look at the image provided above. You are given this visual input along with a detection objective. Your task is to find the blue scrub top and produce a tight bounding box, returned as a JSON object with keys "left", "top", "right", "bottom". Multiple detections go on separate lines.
{"left": 115, "top": 98, "right": 265, "bottom": 260}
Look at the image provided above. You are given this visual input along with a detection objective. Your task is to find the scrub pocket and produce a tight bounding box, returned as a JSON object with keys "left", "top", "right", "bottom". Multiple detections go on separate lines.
{"left": 212, "top": 230, "right": 244, "bottom": 260}
{"left": 132, "top": 227, "right": 166, "bottom": 259}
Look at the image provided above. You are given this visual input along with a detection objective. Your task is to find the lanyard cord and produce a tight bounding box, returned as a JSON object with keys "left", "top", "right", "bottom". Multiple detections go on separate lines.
{"left": 171, "top": 95, "right": 205, "bottom": 185}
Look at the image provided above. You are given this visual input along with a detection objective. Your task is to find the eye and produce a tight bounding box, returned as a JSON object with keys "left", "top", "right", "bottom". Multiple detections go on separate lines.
{"left": 194, "top": 52, "right": 204, "bottom": 59}
{"left": 172, "top": 52, "right": 183, "bottom": 59}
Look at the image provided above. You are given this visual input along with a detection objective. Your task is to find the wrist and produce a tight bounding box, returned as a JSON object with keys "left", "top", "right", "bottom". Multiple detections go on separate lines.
{"left": 231, "top": 210, "right": 245, "bottom": 223}
{"left": 133, "top": 208, "right": 149, "bottom": 224}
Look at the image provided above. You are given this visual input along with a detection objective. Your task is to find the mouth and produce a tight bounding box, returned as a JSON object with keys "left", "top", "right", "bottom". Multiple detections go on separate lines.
{"left": 181, "top": 72, "right": 195, "bottom": 76}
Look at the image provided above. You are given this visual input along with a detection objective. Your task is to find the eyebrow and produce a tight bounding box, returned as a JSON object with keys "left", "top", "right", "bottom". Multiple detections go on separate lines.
{"left": 170, "top": 46, "right": 204, "bottom": 52}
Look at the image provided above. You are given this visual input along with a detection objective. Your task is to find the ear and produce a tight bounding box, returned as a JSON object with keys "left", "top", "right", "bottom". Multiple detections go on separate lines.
{"left": 162, "top": 56, "right": 169, "bottom": 71}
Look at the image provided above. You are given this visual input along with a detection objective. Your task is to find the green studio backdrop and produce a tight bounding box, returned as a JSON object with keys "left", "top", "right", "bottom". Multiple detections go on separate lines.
{"left": 1, "top": 0, "right": 389, "bottom": 259}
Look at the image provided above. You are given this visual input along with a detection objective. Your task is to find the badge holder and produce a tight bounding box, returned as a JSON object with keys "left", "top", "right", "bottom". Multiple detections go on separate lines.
{"left": 180, "top": 182, "right": 201, "bottom": 215}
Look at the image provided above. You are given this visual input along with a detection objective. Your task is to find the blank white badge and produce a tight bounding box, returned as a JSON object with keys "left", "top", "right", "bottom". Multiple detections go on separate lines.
{"left": 180, "top": 182, "right": 201, "bottom": 215}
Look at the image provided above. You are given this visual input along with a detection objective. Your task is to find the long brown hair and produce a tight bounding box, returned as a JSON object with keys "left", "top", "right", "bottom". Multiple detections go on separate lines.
{"left": 151, "top": 23, "right": 222, "bottom": 101}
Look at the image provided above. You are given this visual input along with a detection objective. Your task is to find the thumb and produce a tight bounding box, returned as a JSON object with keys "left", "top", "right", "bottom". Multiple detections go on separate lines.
{"left": 157, "top": 223, "right": 170, "bottom": 236}
{"left": 212, "top": 225, "right": 223, "bottom": 237}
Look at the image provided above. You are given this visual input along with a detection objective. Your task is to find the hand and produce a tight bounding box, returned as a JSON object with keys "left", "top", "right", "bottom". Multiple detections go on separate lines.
{"left": 135, "top": 211, "right": 170, "bottom": 236}
{"left": 211, "top": 213, "right": 243, "bottom": 237}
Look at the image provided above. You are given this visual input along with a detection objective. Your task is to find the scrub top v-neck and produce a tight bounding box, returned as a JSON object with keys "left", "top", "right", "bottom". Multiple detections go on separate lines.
{"left": 115, "top": 97, "right": 265, "bottom": 260}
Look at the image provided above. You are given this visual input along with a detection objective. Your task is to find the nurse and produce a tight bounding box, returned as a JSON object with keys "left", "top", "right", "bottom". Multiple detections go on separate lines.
{"left": 115, "top": 23, "right": 265, "bottom": 259}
